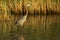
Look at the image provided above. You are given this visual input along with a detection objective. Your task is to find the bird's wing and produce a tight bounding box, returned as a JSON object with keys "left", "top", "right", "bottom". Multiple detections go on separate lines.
{"left": 14, "top": 15, "right": 27, "bottom": 26}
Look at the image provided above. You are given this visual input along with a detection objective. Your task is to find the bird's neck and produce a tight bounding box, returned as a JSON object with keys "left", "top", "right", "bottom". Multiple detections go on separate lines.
{"left": 26, "top": 10, "right": 28, "bottom": 16}
{"left": 24, "top": 8, "right": 28, "bottom": 16}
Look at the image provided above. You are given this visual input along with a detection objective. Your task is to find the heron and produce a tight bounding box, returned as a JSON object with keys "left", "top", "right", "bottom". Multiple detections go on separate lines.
{"left": 14, "top": 4, "right": 31, "bottom": 27}
{"left": 14, "top": 4, "right": 31, "bottom": 40}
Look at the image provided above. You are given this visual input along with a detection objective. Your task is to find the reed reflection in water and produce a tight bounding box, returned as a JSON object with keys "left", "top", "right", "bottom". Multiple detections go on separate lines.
{"left": 0, "top": 14, "right": 60, "bottom": 40}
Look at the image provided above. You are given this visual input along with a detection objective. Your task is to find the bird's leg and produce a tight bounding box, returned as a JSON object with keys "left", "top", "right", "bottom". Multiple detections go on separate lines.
{"left": 14, "top": 25, "right": 20, "bottom": 40}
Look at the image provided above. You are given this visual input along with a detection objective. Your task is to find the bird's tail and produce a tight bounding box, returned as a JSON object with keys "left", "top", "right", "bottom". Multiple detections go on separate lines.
{"left": 14, "top": 23, "right": 18, "bottom": 31}
{"left": 14, "top": 22, "right": 17, "bottom": 27}
{"left": 14, "top": 20, "right": 18, "bottom": 27}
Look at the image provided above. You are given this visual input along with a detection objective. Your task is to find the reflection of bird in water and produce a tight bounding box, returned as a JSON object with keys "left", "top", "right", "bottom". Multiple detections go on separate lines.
{"left": 14, "top": 4, "right": 31, "bottom": 27}
{"left": 19, "top": 35, "right": 25, "bottom": 40}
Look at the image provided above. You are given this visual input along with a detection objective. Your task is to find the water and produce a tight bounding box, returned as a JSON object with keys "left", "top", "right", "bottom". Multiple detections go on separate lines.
{"left": 0, "top": 14, "right": 60, "bottom": 40}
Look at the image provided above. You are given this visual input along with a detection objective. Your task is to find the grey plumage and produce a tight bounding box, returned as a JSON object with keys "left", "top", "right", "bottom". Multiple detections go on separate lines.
{"left": 14, "top": 13, "right": 28, "bottom": 27}
{"left": 14, "top": 4, "right": 30, "bottom": 27}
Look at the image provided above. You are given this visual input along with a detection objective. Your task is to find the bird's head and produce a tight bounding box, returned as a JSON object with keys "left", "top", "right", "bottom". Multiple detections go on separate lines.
{"left": 26, "top": 4, "right": 31, "bottom": 7}
{"left": 25, "top": 4, "right": 31, "bottom": 10}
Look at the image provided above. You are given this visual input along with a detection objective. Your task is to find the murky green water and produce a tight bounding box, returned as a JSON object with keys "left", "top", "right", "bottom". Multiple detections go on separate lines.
{"left": 0, "top": 15, "right": 60, "bottom": 40}
{"left": 24, "top": 15, "right": 60, "bottom": 40}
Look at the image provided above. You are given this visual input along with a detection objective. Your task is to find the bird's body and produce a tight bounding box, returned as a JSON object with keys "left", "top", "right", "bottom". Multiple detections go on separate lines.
{"left": 15, "top": 14, "right": 28, "bottom": 26}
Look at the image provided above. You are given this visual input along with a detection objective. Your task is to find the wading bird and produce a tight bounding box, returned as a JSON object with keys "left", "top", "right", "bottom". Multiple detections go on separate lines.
{"left": 14, "top": 4, "right": 31, "bottom": 40}
{"left": 14, "top": 4, "right": 31, "bottom": 27}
